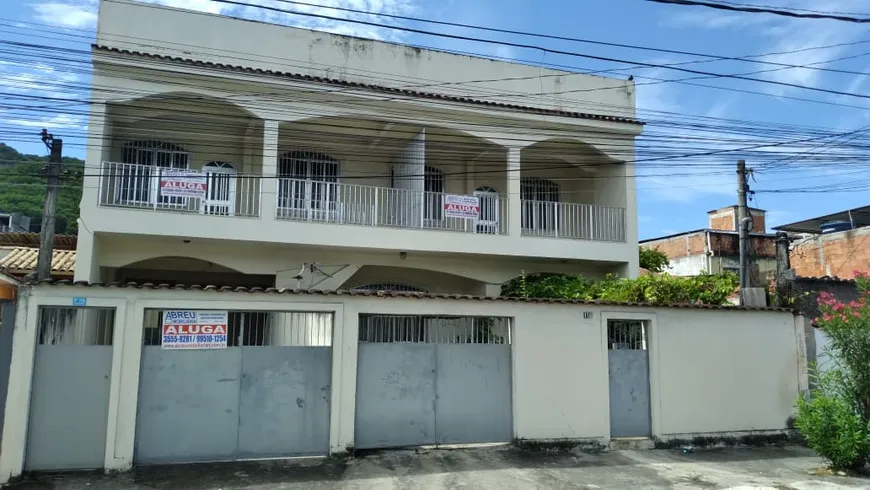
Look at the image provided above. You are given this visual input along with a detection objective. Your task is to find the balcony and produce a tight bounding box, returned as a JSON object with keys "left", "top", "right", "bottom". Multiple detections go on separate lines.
{"left": 275, "top": 178, "right": 509, "bottom": 235}
{"left": 96, "top": 161, "right": 626, "bottom": 243}
{"left": 98, "top": 162, "right": 261, "bottom": 218}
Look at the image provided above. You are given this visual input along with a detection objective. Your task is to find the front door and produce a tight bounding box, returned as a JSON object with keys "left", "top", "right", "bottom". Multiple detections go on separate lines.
{"left": 607, "top": 319, "right": 652, "bottom": 438}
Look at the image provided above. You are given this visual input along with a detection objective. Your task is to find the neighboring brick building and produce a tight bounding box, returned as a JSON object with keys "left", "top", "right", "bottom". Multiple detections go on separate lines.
{"left": 773, "top": 205, "right": 870, "bottom": 278}
{"left": 641, "top": 205, "right": 776, "bottom": 283}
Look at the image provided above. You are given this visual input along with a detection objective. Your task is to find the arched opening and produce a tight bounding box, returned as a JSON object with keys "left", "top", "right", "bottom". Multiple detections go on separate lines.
{"left": 343, "top": 265, "right": 483, "bottom": 295}
{"left": 520, "top": 138, "right": 626, "bottom": 241}
{"left": 277, "top": 116, "right": 508, "bottom": 232}
{"left": 104, "top": 93, "right": 263, "bottom": 216}
{"left": 114, "top": 256, "right": 274, "bottom": 288}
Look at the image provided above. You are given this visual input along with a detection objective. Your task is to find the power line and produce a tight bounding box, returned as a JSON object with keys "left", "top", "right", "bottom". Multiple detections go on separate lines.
{"left": 181, "top": 0, "right": 870, "bottom": 100}
{"left": 646, "top": 0, "right": 870, "bottom": 22}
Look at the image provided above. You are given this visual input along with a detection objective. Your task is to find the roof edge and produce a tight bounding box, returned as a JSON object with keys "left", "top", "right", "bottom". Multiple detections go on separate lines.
{"left": 92, "top": 44, "right": 644, "bottom": 126}
{"left": 27, "top": 280, "right": 796, "bottom": 314}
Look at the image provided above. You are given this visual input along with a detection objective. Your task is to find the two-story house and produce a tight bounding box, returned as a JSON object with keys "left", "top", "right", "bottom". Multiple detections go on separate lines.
{"left": 74, "top": 0, "right": 642, "bottom": 295}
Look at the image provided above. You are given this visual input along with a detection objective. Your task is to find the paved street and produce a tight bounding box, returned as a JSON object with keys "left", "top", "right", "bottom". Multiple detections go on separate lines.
{"left": 7, "top": 446, "right": 870, "bottom": 489}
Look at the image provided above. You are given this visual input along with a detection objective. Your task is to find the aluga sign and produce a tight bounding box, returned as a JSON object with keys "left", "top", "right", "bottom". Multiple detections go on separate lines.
{"left": 443, "top": 194, "right": 480, "bottom": 219}
{"left": 159, "top": 170, "right": 208, "bottom": 199}
{"left": 162, "top": 310, "right": 229, "bottom": 349}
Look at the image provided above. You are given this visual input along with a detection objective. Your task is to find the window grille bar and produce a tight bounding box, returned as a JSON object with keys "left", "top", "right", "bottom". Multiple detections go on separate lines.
{"left": 37, "top": 307, "right": 115, "bottom": 346}
{"left": 359, "top": 314, "right": 511, "bottom": 344}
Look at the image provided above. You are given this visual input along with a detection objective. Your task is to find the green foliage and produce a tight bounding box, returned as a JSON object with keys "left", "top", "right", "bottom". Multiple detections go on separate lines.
{"left": 0, "top": 143, "right": 83, "bottom": 234}
{"left": 639, "top": 247, "right": 670, "bottom": 273}
{"left": 796, "top": 271, "right": 870, "bottom": 470}
{"left": 501, "top": 271, "right": 738, "bottom": 305}
{"left": 796, "top": 367, "right": 870, "bottom": 471}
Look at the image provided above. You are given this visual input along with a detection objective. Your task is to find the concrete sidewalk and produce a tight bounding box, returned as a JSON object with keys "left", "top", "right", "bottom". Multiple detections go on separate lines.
{"left": 7, "top": 446, "right": 870, "bottom": 489}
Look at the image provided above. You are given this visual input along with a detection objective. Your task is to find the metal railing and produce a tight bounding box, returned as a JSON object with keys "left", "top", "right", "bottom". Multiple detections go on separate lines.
{"left": 276, "top": 178, "right": 508, "bottom": 235}
{"left": 98, "top": 161, "right": 261, "bottom": 217}
{"left": 359, "top": 314, "right": 512, "bottom": 344}
{"left": 521, "top": 200, "right": 626, "bottom": 242}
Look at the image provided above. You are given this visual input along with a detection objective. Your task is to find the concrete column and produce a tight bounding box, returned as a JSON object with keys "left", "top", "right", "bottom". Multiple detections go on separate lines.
{"left": 73, "top": 229, "right": 102, "bottom": 283}
{"left": 81, "top": 100, "right": 110, "bottom": 213}
{"left": 261, "top": 120, "right": 280, "bottom": 220}
{"left": 507, "top": 147, "right": 522, "bottom": 237}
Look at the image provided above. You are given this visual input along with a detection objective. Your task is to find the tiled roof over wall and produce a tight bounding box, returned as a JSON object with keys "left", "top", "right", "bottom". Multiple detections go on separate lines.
{"left": 93, "top": 45, "right": 644, "bottom": 126}
{"left": 0, "top": 248, "right": 76, "bottom": 274}
{"left": 33, "top": 280, "right": 796, "bottom": 313}
{"left": 0, "top": 233, "right": 77, "bottom": 250}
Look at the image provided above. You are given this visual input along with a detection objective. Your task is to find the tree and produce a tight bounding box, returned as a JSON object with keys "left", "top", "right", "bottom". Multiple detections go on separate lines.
{"left": 639, "top": 247, "right": 670, "bottom": 273}
{"left": 0, "top": 143, "right": 83, "bottom": 234}
{"left": 795, "top": 271, "right": 870, "bottom": 471}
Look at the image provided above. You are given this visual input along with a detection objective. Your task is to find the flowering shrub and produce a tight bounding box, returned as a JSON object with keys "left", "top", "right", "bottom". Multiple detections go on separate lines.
{"left": 795, "top": 270, "right": 870, "bottom": 470}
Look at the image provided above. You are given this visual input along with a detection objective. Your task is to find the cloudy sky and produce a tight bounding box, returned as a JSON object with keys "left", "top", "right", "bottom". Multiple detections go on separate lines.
{"left": 1, "top": 0, "right": 869, "bottom": 239}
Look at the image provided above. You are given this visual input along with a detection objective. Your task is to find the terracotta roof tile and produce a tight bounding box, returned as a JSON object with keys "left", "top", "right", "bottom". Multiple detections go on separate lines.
{"left": 93, "top": 45, "right": 643, "bottom": 126}
{"left": 34, "top": 280, "right": 796, "bottom": 313}
{"left": 0, "top": 247, "right": 76, "bottom": 275}
{"left": 0, "top": 232, "right": 77, "bottom": 250}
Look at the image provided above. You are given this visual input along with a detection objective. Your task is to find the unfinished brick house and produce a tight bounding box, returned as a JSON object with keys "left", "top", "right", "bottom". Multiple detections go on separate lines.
{"left": 641, "top": 205, "right": 776, "bottom": 283}
{"left": 773, "top": 205, "right": 870, "bottom": 278}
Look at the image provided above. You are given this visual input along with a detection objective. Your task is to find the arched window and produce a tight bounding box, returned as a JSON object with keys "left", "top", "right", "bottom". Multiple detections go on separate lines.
{"left": 117, "top": 140, "right": 190, "bottom": 204}
{"left": 521, "top": 177, "right": 560, "bottom": 232}
{"left": 424, "top": 166, "right": 444, "bottom": 221}
{"left": 278, "top": 150, "right": 339, "bottom": 219}
{"left": 203, "top": 161, "right": 237, "bottom": 216}
{"left": 474, "top": 186, "right": 500, "bottom": 234}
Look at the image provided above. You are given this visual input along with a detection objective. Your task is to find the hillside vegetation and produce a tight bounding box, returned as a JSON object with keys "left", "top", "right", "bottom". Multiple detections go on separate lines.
{"left": 0, "top": 143, "right": 83, "bottom": 234}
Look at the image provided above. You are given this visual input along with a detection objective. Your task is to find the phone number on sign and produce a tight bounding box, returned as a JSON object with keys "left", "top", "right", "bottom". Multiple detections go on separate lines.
{"left": 163, "top": 334, "right": 228, "bottom": 344}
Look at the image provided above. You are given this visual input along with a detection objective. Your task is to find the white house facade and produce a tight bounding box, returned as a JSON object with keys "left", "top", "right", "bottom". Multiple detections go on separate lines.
{"left": 75, "top": 0, "right": 643, "bottom": 294}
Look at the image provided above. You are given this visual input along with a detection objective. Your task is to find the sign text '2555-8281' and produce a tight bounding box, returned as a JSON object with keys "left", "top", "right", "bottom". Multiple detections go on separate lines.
{"left": 161, "top": 310, "right": 229, "bottom": 350}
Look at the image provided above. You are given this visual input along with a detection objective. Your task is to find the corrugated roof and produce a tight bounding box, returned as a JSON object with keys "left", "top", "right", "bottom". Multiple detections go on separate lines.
{"left": 93, "top": 45, "right": 644, "bottom": 126}
{"left": 32, "top": 280, "right": 796, "bottom": 313}
{"left": 0, "top": 247, "right": 76, "bottom": 275}
{"left": 0, "top": 232, "right": 77, "bottom": 250}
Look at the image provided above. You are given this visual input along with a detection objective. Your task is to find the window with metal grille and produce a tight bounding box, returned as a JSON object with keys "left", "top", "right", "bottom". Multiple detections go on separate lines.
{"left": 359, "top": 314, "right": 511, "bottom": 344}
{"left": 351, "top": 283, "right": 428, "bottom": 293}
{"left": 143, "top": 310, "right": 332, "bottom": 347}
{"left": 120, "top": 140, "right": 190, "bottom": 204}
{"left": 424, "top": 166, "right": 444, "bottom": 221}
{"left": 521, "top": 177, "right": 560, "bottom": 231}
{"left": 607, "top": 319, "right": 647, "bottom": 350}
{"left": 37, "top": 307, "right": 115, "bottom": 346}
{"left": 278, "top": 150, "right": 339, "bottom": 211}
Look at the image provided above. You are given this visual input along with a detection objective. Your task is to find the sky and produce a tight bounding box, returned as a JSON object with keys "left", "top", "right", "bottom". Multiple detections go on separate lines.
{"left": 1, "top": 0, "right": 869, "bottom": 239}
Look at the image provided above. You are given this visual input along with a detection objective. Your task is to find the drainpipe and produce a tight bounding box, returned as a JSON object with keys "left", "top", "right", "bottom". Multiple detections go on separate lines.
{"left": 705, "top": 230, "right": 712, "bottom": 274}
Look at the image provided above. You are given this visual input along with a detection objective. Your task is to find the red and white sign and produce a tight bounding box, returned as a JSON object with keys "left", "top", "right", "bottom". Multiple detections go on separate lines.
{"left": 160, "top": 170, "right": 207, "bottom": 199}
{"left": 443, "top": 194, "right": 480, "bottom": 219}
{"left": 161, "top": 310, "right": 228, "bottom": 350}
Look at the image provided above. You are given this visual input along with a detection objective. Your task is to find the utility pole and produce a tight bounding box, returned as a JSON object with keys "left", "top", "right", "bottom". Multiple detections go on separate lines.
{"left": 33, "top": 129, "right": 62, "bottom": 282}
{"left": 737, "top": 159, "right": 751, "bottom": 305}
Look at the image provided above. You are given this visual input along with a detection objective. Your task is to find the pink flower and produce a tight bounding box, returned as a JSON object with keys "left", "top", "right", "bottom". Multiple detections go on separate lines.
{"left": 833, "top": 303, "right": 844, "bottom": 311}
{"left": 853, "top": 270, "right": 869, "bottom": 279}
{"left": 854, "top": 310, "right": 861, "bottom": 318}
{"left": 823, "top": 313, "right": 833, "bottom": 322}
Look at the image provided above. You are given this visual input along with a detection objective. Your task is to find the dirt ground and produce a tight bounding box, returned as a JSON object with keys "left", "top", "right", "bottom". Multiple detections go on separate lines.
{"left": 7, "top": 446, "right": 870, "bottom": 489}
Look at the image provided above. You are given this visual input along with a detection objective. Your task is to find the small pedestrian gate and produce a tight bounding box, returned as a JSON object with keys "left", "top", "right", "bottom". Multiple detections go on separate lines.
{"left": 26, "top": 307, "right": 115, "bottom": 471}
{"left": 607, "top": 319, "right": 652, "bottom": 438}
{"left": 134, "top": 310, "right": 333, "bottom": 464}
{"left": 355, "top": 315, "right": 512, "bottom": 449}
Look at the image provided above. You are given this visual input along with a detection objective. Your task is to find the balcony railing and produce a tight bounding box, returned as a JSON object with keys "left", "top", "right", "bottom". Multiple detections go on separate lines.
{"left": 521, "top": 200, "right": 626, "bottom": 242}
{"left": 95, "top": 166, "right": 626, "bottom": 243}
{"left": 98, "top": 162, "right": 261, "bottom": 217}
{"left": 276, "top": 178, "right": 509, "bottom": 235}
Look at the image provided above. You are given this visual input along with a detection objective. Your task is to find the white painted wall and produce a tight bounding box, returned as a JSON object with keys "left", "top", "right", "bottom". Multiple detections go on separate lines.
{"left": 0, "top": 284, "right": 805, "bottom": 482}
{"left": 95, "top": 0, "right": 636, "bottom": 119}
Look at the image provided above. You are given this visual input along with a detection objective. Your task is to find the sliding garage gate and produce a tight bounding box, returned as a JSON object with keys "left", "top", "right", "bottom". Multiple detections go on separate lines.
{"left": 26, "top": 307, "right": 115, "bottom": 471}
{"left": 134, "top": 310, "right": 333, "bottom": 464}
{"left": 355, "top": 314, "right": 512, "bottom": 449}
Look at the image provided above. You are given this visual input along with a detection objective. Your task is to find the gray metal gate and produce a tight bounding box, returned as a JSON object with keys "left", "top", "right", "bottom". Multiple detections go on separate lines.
{"left": 607, "top": 319, "right": 651, "bottom": 438}
{"left": 135, "top": 310, "right": 332, "bottom": 464}
{"left": 355, "top": 315, "right": 512, "bottom": 449}
{"left": 26, "top": 307, "right": 115, "bottom": 471}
